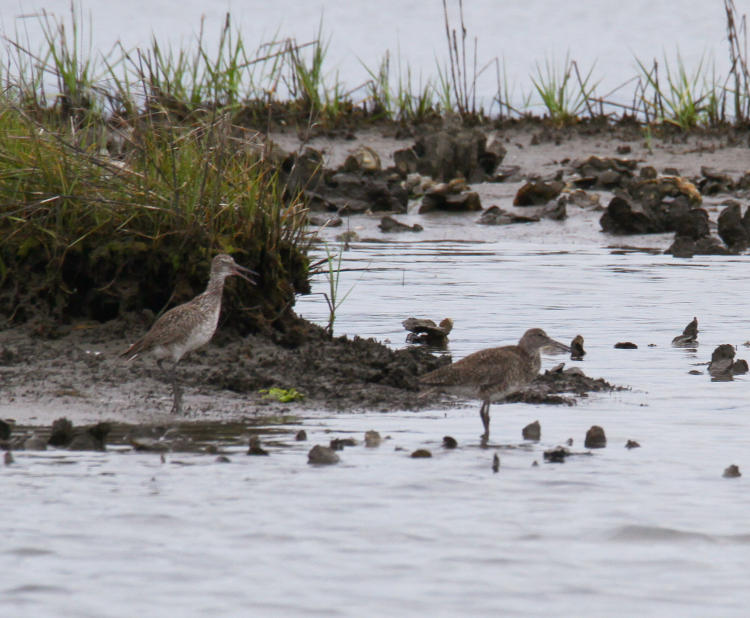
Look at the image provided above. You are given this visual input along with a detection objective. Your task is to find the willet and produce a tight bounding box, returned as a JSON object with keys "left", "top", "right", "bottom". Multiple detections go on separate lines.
{"left": 121, "top": 254, "right": 256, "bottom": 414}
{"left": 419, "top": 328, "right": 570, "bottom": 441}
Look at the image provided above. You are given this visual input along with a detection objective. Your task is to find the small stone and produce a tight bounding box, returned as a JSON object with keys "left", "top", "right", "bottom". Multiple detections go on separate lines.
{"left": 48, "top": 417, "right": 74, "bottom": 447}
{"left": 215, "top": 455, "right": 231, "bottom": 463}
{"left": 513, "top": 179, "right": 564, "bottom": 206}
{"left": 522, "top": 420, "right": 541, "bottom": 441}
{"left": 723, "top": 464, "right": 741, "bottom": 478}
{"left": 247, "top": 436, "right": 269, "bottom": 456}
{"left": 364, "top": 430, "right": 382, "bottom": 447}
{"left": 614, "top": 342, "right": 638, "bottom": 349}
{"left": 4, "top": 451, "right": 13, "bottom": 465}
{"left": 308, "top": 445, "right": 340, "bottom": 465}
{"left": 625, "top": 439, "right": 641, "bottom": 449}
{"left": 442, "top": 436, "right": 458, "bottom": 449}
{"left": 295, "top": 430, "right": 307, "bottom": 441}
{"left": 492, "top": 453, "right": 500, "bottom": 473}
{"left": 330, "top": 438, "right": 357, "bottom": 451}
{"left": 543, "top": 446, "right": 570, "bottom": 463}
{"left": 584, "top": 425, "right": 607, "bottom": 448}
{"left": 410, "top": 449, "right": 432, "bottom": 458}
{"left": 616, "top": 145, "right": 632, "bottom": 155}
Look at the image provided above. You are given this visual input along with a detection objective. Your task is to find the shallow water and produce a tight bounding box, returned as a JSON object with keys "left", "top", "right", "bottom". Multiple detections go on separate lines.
{"left": 5, "top": 234, "right": 750, "bottom": 616}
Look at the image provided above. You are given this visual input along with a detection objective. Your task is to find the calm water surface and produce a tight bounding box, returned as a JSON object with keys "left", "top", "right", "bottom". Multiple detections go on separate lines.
{"left": 5, "top": 238, "right": 750, "bottom": 616}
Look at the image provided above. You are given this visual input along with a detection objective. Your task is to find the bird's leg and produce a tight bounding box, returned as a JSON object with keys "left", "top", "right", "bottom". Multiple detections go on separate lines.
{"left": 480, "top": 400, "right": 491, "bottom": 441}
{"left": 158, "top": 360, "right": 183, "bottom": 415}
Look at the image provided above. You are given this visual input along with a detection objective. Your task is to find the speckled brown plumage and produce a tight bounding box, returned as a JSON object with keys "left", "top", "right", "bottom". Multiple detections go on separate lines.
{"left": 121, "top": 254, "right": 256, "bottom": 414}
{"left": 420, "top": 328, "right": 569, "bottom": 441}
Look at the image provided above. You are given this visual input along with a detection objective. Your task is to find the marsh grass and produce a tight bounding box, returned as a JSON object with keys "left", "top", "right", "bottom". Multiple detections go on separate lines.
{"left": 0, "top": 99, "right": 311, "bottom": 327}
{"left": 531, "top": 55, "right": 598, "bottom": 124}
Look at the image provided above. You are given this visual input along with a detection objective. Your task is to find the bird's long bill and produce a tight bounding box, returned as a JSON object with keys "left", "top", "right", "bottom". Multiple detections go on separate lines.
{"left": 542, "top": 338, "right": 571, "bottom": 355}
{"left": 232, "top": 264, "right": 258, "bottom": 284}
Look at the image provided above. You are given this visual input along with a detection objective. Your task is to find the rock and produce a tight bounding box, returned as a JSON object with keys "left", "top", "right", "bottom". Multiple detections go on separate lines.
{"left": 4, "top": 451, "right": 13, "bottom": 465}
{"left": 330, "top": 438, "right": 357, "bottom": 451}
{"left": 667, "top": 235, "right": 731, "bottom": 258}
{"left": 215, "top": 455, "right": 231, "bottom": 463}
{"left": 492, "top": 165, "right": 522, "bottom": 182}
{"left": 23, "top": 434, "right": 47, "bottom": 450}
{"left": 584, "top": 425, "right": 607, "bottom": 448}
{"left": 315, "top": 172, "right": 408, "bottom": 215}
{"left": 699, "top": 166, "right": 735, "bottom": 195}
{"left": 717, "top": 201, "right": 748, "bottom": 251}
{"left": 67, "top": 423, "right": 109, "bottom": 451}
{"left": 364, "top": 430, "right": 382, "bottom": 447}
{"left": 409, "top": 128, "right": 502, "bottom": 182}
{"left": 673, "top": 207, "right": 709, "bottom": 241}
{"left": 308, "top": 214, "right": 343, "bottom": 228}
{"left": 630, "top": 176, "right": 702, "bottom": 207}
{"left": 492, "top": 453, "right": 500, "bottom": 473}
{"left": 379, "top": 216, "right": 423, "bottom": 233}
{"left": 342, "top": 146, "right": 381, "bottom": 173}
{"left": 600, "top": 196, "right": 659, "bottom": 234}
{"left": 723, "top": 464, "right": 742, "bottom": 478}
{"left": 247, "top": 436, "right": 269, "bottom": 456}
{"left": 571, "top": 156, "right": 638, "bottom": 188}
{"left": 543, "top": 446, "right": 570, "bottom": 463}
{"left": 403, "top": 317, "right": 453, "bottom": 347}
{"left": 522, "top": 420, "right": 541, "bottom": 441}
{"left": 280, "top": 147, "right": 324, "bottom": 197}
{"left": 513, "top": 180, "right": 564, "bottom": 206}
{"left": 614, "top": 342, "right": 638, "bottom": 349}
{"left": 562, "top": 189, "right": 600, "bottom": 209}
{"left": 707, "top": 344, "right": 747, "bottom": 378}
{"left": 625, "top": 439, "right": 641, "bottom": 449}
{"left": 419, "top": 189, "right": 482, "bottom": 213}
{"left": 672, "top": 317, "right": 698, "bottom": 346}
{"left": 442, "top": 436, "right": 458, "bottom": 449}
{"left": 543, "top": 198, "right": 567, "bottom": 221}
{"left": 477, "top": 206, "right": 539, "bottom": 225}
{"left": 640, "top": 166, "right": 658, "bottom": 179}
{"left": 0, "top": 419, "right": 10, "bottom": 441}
{"left": 505, "top": 365, "right": 620, "bottom": 405}
{"left": 616, "top": 145, "right": 632, "bottom": 155}
{"left": 411, "top": 448, "right": 432, "bottom": 458}
{"left": 48, "top": 417, "right": 75, "bottom": 448}
{"left": 295, "top": 430, "right": 308, "bottom": 441}
{"left": 393, "top": 147, "right": 418, "bottom": 175}
{"left": 308, "top": 444, "right": 340, "bottom": 465}
{"left": 570, "top": 335, "right": 586, "bottom": 360}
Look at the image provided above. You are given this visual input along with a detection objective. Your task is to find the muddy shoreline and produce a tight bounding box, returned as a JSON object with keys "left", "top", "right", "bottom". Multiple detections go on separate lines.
{"left": 3, "top": 121, "right": 748, "bottom": 430}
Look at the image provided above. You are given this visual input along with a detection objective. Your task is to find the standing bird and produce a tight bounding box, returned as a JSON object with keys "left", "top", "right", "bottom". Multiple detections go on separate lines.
{"left": 419, "top": 328, "right": 570, "bottom": 441}
{"left": 121, "top": 254, "right": 256, "bottom": 414}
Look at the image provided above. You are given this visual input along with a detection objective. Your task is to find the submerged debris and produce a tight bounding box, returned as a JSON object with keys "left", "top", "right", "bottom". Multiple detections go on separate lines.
{"left": 410, "top": 449, "right": 432, "bottom": 458}
{"left": 364, "top": 430, "right": 382, "bottom": 447}
{"left": 403, "top": 317, "right": 453, "bottom": 348}
{"left": 522, "top": 420, "right": 541, "bottom": 441}
{"left": 708, "top": 344, "right": 748, "bottom": 380}
{"left": 625, "top": 440, "right": 641, "bottom": 449}
{"left": 570, "top": 335, "right": 586, "bottom": 360}
{"left": 442, "top": 436, "right": 458, "bottom": 449}
{"left": 723, "top": 464, "right": 742, "bottom": 478}
{"left": 543, "top": 446, "right": 570, "bottom": 463}
{"left": 584, "top": 425, "right": 607, "bottom": 449}
{"left": 308, "top": 445, "right": 340, "bottom": 465}
{"left": 614, "top": 342, "right": 638, "bottom": 349}
{"left": 672, "top": 317, "right": 698, "bottom": 346}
